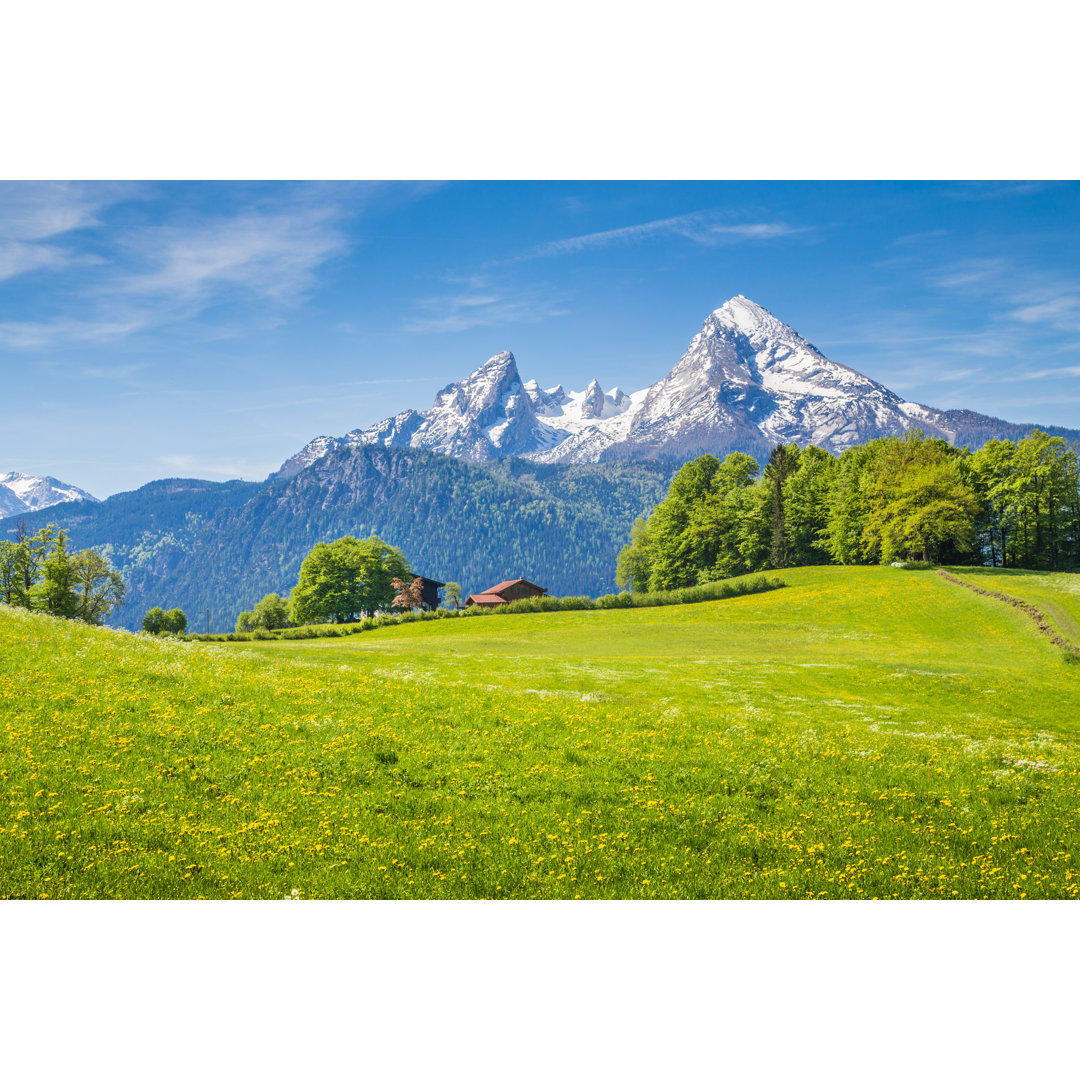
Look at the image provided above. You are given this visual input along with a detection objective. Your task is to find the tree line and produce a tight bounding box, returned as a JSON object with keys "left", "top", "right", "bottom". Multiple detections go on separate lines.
{"left": 616, "top": 430, "right": 1080, "bottom": 591}
{"left": 0, "top": 523, "right": 125, "bottom": 624}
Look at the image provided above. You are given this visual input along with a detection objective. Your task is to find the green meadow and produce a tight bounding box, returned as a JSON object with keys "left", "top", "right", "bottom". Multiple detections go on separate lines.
{"left": 2, "top": 565, "right": 1078, "bottom": 899}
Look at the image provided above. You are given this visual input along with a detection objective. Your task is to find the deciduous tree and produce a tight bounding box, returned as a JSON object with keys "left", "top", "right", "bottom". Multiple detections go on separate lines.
{"left": 71, "top": 549, "right": 125, "bottom": 624}
{"left": 391, "top": 576, "right": 425, "bottom": 611}
{"left": 290, "top": 535, "right": 410, "bottom": 623}
{"left": 252, "top": 593, "right": 289, "bottom": 629}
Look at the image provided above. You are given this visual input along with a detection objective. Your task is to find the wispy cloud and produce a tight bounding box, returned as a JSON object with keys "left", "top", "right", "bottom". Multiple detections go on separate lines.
{"left": 0, "top": 181, "right": 136, "bottom": 284}
{"left": 942, "top": 181, "right": 1051, "bottom": 200}
{"left": 511, "top": 211, "right": 809, "bottom": 262}
{"left": 404, "top": 275, "right": 567, "bottom": 333}
{"left": 707, "top": 223, "right": 803, "bottom": 240}
{"left": 82, "top": 362, "right": 151, "bottom": 381}
{"left": 1008, "top": 294, "right": 1080, "bottom": 332}
{"left": 931, "top": 258, "right": 1008, "bottom": 290}
{"left": 0, "top": 181, "right": 136, "bottom": 242}
{"left": 157, "top": 453, "right": 272, "bottom": 480}
{"left": 891, "top": 229, "right": 949, "bottom": 247}
{"left": 0, "top": 241, "right": 85, "bottom": 282}
{"left": 998, "top": 364, "right": 1080, "bottom": 382}
{"left": 932, "top": 256, "right": 1080, "bottom": 334}
{"left": 0, "top": 189, "right": 357, "bottom": 348}
{"left": 0, "top": 318, "right": 145, "bottom": 348}
{"left": 117, "top": 206, "right": 347, "bottom": 304}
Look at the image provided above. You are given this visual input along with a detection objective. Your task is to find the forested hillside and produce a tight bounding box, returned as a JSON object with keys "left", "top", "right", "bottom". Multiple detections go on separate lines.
{"left": 6, "top": 449, "right": 673, "bottom": 631}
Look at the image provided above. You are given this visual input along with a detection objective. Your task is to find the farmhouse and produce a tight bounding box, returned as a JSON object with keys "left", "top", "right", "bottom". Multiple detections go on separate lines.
{"left": 465, "top": 578, "right": 548, "bottom": 608}
{"left": 416, "top": 576, "right": 445, "bottom": 612}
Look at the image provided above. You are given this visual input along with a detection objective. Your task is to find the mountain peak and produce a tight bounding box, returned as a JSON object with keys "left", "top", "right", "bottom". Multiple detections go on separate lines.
{"left": 479, "top": 349, "right": 515, "bottom": 373}
{"left": 579, "top": 379, "right": 607, "bottom": 419}
{"left": 0, "top": 470, "right": 98, "bottom": 519}
{"left": 709, "top": 295, "right": 788, "bottom": 339}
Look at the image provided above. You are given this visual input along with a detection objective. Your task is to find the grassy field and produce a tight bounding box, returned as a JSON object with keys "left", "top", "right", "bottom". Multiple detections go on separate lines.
{"left": 2, "top": 565, "right": 1079, "bottom": 899}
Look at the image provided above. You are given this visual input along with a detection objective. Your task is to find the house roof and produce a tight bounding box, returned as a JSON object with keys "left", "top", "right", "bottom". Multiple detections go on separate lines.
{"left": 416, "top": 576, "right": 445, "bottom": 587}
{"left": 485, "top": 578, "right": 546, "bottom": 595}
{"left": 466, "top": 592, "right": 509, "bottom": 605}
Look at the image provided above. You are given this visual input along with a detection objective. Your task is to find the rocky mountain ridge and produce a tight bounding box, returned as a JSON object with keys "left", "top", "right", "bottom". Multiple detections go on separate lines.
{"left": 277, "top": 296, "right": 1077, "bottom": 477}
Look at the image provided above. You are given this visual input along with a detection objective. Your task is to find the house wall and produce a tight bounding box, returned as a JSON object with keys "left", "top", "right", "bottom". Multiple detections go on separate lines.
{"left": 419, "top": 579, "right": 442, "bottom": 611}
{"left": 499, "top": 583, "right": 545, "bottom": 601}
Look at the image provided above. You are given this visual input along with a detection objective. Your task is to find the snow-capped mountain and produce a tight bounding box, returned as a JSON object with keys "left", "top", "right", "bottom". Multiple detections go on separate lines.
{"left": 0, "top": 471, "right": 98, "bottom": 520}
{"left": 601, "top": 294, "right": 959, "bottom": 461}
{"left": 276, "top": 296, "right": 1071, "bottom": 476}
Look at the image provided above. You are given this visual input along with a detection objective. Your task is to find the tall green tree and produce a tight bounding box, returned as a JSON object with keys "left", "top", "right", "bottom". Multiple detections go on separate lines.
{"left": 616, "top": 453, "right": 759, "bottom": 590}
{"left": 33, "top": 529, "right": 79, "bottom": 617}
{"left": 8, "top": 524, "right": 55, "bottom": 607}
{"left": 763, "top": 443, "right": 801, "bottom": 568}
{"left": 70, "top": 549, "right": 126, "bottom": 625}
{"left": 965, "top": 438, "right": 1016, "bottom": 566}
{"left": 615, "top": 517, "right": 652, "bottom": 592}
{"left": 251, "top": 593, "right": 289, "bottom": 629}
{"left": 784, "top": 445, "right": 835, "bottom": 565}
{"left": 290, "top": 535, "right": 411, "bottom": 623}
{"left": 0, "top": 540, "right": 22, "bottom": 606}
{"left": 862, "top": 434, "right": 979, "bottom": 563}
{"left": 443, "top": 581, "right": 463, "bottom": 610}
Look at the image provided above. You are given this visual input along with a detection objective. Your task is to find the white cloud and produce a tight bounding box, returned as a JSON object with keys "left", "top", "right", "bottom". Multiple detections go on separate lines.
{"left": 998, "top": 364, "right": 1080, "bottom": 382}
{"left": 157, "top": 453, "right": 271, "bottom": 479}
{"left": 82, "top": 362, "right": 151, "bottom": 380}
{"left": 705, "top": 223, "right": 806, "bottom": 240}
{"left": 942, "top": 181, "right": 1050, "bottom": 200}
{"left": 1008, "top": 294, "right": 1080, "bottom": 331}
{"left": 891, "top": 229, "right": 950, "bottom": 246}
{"left": 0, "top": 240, "right": 78, "bottom": 282}
{"left": 514, "top": 212, "right": 807, "bottom": 261}
{"left": 0, "top": 318, "right": 145, "bottom": 348}
{"left": 932, "top": 258, "right": 1008, "bottom": 290}
{"left": 0, "top": 182, "right": 136, "bottom": 284}
{"left": 0, "top": 181, "right": 135, "bottom": 242}
{"left": 118, "top": 207, "right": 347, "bottom": 304}
{"left": 0, "top": 193, "right": 355, "bottom": 348}
{"left": 405, "top": 275, "right": 567, "bottom": 332}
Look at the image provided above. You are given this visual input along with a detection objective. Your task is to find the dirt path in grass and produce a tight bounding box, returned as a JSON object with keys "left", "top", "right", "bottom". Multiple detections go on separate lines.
{"left": 1039, "top": 599, "right": 1080, "bottom": 646}
{"left": 937, "top": 570, "right": 1080, "bottom": 658}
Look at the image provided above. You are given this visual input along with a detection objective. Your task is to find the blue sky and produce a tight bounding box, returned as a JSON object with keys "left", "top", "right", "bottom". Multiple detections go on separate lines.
{"left": 2, "top": 179, "right": 1079, "bottom": 498}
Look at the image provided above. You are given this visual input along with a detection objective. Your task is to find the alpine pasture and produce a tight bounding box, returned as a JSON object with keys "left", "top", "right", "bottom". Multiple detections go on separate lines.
{"left": 2, "top": 565, "right": 1078, "bottom": 899}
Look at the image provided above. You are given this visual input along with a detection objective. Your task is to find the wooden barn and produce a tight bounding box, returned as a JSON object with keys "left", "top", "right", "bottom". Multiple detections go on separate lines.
{"left": 465, "top": 578, "right": 548, "bottom": 608}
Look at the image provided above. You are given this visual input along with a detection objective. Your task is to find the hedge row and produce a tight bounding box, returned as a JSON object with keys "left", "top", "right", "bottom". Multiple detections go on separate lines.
{"left": 187, "top": 574, "right": 786, "bottom": 644}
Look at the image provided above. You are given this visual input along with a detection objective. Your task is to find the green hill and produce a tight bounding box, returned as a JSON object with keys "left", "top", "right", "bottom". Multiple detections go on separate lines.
{"left": 3, "top": 565, "right": 1078, "bottom": 899}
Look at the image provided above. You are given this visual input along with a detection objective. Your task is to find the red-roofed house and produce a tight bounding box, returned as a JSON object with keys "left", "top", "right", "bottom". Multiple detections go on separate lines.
{"left": 464, "top": 578, "right": 548, "bottom": 607}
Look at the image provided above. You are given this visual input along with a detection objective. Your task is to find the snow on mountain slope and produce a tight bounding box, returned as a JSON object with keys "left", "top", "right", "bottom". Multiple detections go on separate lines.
{"left": 607, "top": 295, "right": 948, "bottom": 461}
{"left": 0, "top": 471, "right": 99, "bottom": 519}
{"left": 275, "top": 295, "right": 1063, "bottom": 477}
